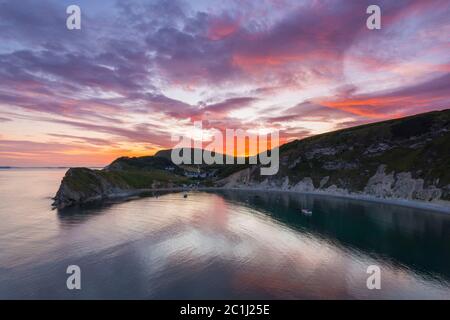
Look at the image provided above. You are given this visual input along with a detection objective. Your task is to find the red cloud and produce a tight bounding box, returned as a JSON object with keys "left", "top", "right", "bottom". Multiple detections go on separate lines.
{"left": 208, "top": 17, "right": 240, "bottom": 40}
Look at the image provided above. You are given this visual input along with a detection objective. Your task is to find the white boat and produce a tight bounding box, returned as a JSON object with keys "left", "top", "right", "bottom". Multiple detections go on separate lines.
{"left": 301, "top": 209, "right": 313, "bottom": 215}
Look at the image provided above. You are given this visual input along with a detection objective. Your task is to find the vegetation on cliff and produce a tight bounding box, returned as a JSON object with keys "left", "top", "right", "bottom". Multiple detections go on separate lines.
{"left": 53, "top": 109, "right": 450, "bottom": 209}
{"left": 225, "top": 109, "right": 450, "bottom": 201}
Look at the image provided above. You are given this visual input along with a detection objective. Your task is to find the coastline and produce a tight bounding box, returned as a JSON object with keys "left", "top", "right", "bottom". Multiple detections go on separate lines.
{"left": 62, "top": 185, "right": 450, "bottom": 214}
{"left": 53, "top": 187, "right": 190, "bottom": 210}
{"left": 215, "top": 186, "right": 450, "bottom": 214}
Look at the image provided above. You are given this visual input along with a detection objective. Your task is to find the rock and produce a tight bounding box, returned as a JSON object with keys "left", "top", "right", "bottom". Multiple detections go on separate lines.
{"left": 323, "top": 161, "right": 358, "bottom": 170}
{"left": 293, "top": 177, "right": 315, "bottom": 192}
{"left": 325, "top": 185, "right": 348, "bottom": 195}
{"left": 364, "top": 143, "right": 392, "bottom": 155}
{"left": 415, "top": 186, "right": 442, "bottom": 201}
{"left": 288, "top": 156, "right": 302, "bottom": 169}
{"left": 364, "top": 165, "right": 395, "bottom": 198}
{"left": 305, "top": 147, "right": 339, "bottom": 160}
{"left": 219, "top": 168, "right": 252, "bottom": 188}
{"left": 319, "top": 176, "right": 330, "bottom": 188}
{"left": 281, "top": 177, "right": 290, "bottom": 190}
{"left": 363, "top": 166, "right": 443, "bottom": 201}
{"left": 391, "top": 172, "right": 417, "bottom": 199}
{"left": 52, "top": 168, "right": 129, "bottom": 209}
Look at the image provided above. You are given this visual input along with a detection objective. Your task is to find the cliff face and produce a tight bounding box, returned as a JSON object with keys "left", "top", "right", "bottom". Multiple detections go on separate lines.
{"left": 53, "top": 109, "right": 450, "bottom": 209}
{"left": 53, "top": 157, "right": 189, "bottom": 209}
{"left": 218, "top": 109, "right": 450, "bottom": 203}
{"left": 53, "top": 168, "right": 129, "bottom": 209}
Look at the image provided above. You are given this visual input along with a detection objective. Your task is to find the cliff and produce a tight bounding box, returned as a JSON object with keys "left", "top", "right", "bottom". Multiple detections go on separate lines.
{"left": 52, "top": 157, "right": 189, "bottom": 209}
{"left": 219, "top": 109, "right": 450, "bottom": 203}
{"left": 53, "top": 109, "right": 450, "bottom": 209}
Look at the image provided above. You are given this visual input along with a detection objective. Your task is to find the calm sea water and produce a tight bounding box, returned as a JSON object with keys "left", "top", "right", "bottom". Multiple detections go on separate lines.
{"left": 0, "top": 168, "right": 450, "bottom": 299}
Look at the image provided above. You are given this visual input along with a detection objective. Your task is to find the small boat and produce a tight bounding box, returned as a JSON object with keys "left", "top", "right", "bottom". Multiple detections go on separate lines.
{"left": 301, "top": 209, "right": 312, "bottom": 215}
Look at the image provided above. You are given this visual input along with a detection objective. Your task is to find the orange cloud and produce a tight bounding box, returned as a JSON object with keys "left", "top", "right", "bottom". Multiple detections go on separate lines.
{"left": 320, "top": 97, "right": 407, "bottom": 118}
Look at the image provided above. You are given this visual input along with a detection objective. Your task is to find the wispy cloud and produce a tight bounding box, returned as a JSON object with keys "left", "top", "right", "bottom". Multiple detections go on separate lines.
{"left": 0, "top": 0, "right": 449, "bottom": 165}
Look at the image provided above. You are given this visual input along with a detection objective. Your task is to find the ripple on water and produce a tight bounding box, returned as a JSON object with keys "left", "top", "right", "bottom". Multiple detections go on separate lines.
{"left": 1, "top": 170, "right": 450, "bottom": 299}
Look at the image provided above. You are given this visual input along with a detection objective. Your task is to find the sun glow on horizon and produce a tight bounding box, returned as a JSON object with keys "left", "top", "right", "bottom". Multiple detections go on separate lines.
{"left": 0, "top": 0, "right": 449, "bottom": 166}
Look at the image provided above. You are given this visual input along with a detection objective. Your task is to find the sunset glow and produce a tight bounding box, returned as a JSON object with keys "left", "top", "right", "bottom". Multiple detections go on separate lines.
{"left": 0, "top": 0, "right": 449, "bottom": 166}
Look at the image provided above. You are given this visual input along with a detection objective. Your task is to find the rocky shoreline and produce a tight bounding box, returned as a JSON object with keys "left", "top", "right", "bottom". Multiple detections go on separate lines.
{"left": 219, "top": 186, "right": 450, "bottom": 214}
{"left": 216, "top": 164, "right": 448, "bottom": 204}
{"left": 53, "top": 110, "right": 450, "bottom": 212}
{"left": 52, "top": 187, "right": 190, "bottom": 209}
{"left": 51, "top": 166, "right": 190, "bottom": 209}
{"left": 53, "top": 182, "right": 450, "bottom": 214}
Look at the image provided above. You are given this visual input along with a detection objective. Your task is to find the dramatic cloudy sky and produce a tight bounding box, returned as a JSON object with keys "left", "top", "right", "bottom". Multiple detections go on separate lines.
{"left": 0, "top": 0, "right": 449, "bottom": 166}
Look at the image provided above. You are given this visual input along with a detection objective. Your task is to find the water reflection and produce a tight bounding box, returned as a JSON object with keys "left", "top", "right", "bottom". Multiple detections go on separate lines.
{"left": 56, "top": 191, "right": 178, "bottom": 228}
{"left": 216, "top": 190, "right": 450, "bottom": 282}
{"left": 52, "top": 190, "right": 450, "bottom": 299}
{"left": 1, "top": 169, "right": 450, "bottom": 299}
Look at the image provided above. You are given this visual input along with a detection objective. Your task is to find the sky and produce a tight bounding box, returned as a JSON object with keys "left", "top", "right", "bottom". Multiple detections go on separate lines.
{"left": 0, "top": 0, "right": 449, "bottom": 166}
